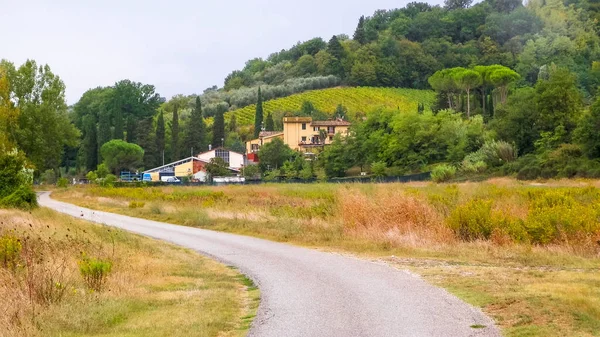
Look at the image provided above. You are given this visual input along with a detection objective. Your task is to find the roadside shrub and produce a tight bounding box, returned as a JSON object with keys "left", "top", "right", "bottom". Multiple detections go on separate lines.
{"left": 446, "top": 199, "right": 527, "bottom": 242}
{"left": 85, "top": 171, "right": 98, "bottom": 183}
{"left": 128, "top": 201, "right": 145, "bottom": 209}
{"left": 461, "top": 159, "right": 487, "bottom": 173}
{"left": 95, "top": 163, "right": 109, "bottom": 178}
{"left": 1, "top": 185, "right": 38, "bottom": 210}
{"left": 371, "top": 161, "right": 387, "bottom": 178}
{"left": 41, "top": 169, "right": 57, "bottom": 185}
{"left": 447, "top": 200, "right": 495, "bottom": 240}
{"left": 431, "top": 164, "right": 456, "bottom": 183}
{"left": 517, "top": 166, "right": 541, "bottom": 180}
{"left": 0, "top": 234, "right": 22, "bottom": 270}
{"left": 100, "top": 174, "right": 117, "bottom": 187}
{"left": 524, "top": 190, "right": 600, "bottom": 245}
{"left": 56, "top": 177, "right": 69, "bottom": 188}
{"left": 78, "top": 255, "right": 112, "bottom": 292}
{"left": 263, "top": 169, "right": 281, "bottom": 182}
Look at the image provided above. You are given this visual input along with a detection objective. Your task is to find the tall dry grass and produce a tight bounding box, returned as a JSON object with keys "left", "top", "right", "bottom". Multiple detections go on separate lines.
{"left": 340, "top": 188, "right": 454, "bottom": 248}
{"left": 0, "top": 208, "right": 253, "bottom": 337}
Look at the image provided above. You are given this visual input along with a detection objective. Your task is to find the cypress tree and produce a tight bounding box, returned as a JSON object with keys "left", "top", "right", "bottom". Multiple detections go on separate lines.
{"left": 353, "top": 16, "right": 367, "bottom": 44}
{"left": 156, "top": 110, "right": 166, "bottom": 165}
{"left": 171, "top": 104, "right": 180, "bottom": 161}
{"left": 265, "top": 112, "right": 275, "bottom": 131}
{"left": 83, "top": 114, "right": 98, "bottom": 171}
{"left": 113, "top": 108, "right": 124, "bottom": 140}
{"left": 97, "top": 110, "right": 111, "bottom": 160}
{"left": 184, "top": 96, "right": 207, "bottom": 154}
{"left": 212, "top": 109, "right": 225, "bottom": 148}
{"left": 229, "top": 113, "right": 237, "bottom": 132}
{"left": 253, "top": 87, "right": 264, "bottom": 138}
{"left": 327, "top": 35, "right": 345, "bottom": 60}
{"left": 137, "top": 117, "right": 157, "bottom": 169}
{"left": 126, "top": 114, "right": 136, "bottom": 143}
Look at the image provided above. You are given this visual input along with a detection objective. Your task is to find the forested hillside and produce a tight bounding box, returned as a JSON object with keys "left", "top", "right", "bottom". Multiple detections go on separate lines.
{"left": 2, "top": 0, "right": 600, "bottom": 187}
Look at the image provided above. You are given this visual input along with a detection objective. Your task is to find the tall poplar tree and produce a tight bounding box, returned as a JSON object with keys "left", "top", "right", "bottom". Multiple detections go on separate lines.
{"left": 253, "top": 87, "right": 264, "bottom": 138}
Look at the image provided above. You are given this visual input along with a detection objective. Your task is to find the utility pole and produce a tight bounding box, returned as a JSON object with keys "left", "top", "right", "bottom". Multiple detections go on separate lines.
{"left": 162, "top": 150, "right": 165, "bottom": 165}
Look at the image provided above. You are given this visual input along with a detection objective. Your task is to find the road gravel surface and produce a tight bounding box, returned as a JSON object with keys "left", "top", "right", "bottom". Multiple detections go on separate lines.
{"left": 39, "top": 192, "right": 500, "bottom": 337}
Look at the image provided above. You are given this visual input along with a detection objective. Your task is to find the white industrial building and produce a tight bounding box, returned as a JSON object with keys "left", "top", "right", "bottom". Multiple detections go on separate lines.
{"left": 197, "top": 147, "right": 245, "bottom": 170}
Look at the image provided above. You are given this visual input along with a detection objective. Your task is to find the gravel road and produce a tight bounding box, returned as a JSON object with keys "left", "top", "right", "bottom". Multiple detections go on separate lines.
{"left": 39, "top": 192, "right": 500, "bottom": 337}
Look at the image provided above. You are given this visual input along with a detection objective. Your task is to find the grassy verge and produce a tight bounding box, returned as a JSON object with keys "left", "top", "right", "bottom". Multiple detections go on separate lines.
{"left": 0, "top": 207, "right": 258, "bottom": 337}
{"left": 52, "top": 179, "right": 600, "bottom": 337}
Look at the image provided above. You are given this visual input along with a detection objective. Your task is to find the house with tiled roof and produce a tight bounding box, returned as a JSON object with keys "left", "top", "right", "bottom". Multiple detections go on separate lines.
{"left": 246, "top": 117, "right": 351, "bottom": 161}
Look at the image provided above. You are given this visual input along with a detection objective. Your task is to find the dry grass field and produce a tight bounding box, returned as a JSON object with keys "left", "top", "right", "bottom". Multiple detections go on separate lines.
{"left": 52, "top": 179, "right": 600, "bottom": 337}
{"left": 0, "top": 208, "right": 258, "bottom": 337}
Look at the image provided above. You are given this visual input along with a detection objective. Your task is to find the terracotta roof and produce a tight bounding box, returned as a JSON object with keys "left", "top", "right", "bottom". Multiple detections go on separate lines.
{"left": 310, "top": 120, "right": 351, "bottom": 126}
{"left": 259, "top": 131, "right": 284, "bottom": 138}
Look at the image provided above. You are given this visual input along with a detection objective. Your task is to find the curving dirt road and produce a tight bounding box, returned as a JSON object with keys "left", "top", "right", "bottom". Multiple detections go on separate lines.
{"left": 39, "top": 192, "right": 500, "bottom": 337}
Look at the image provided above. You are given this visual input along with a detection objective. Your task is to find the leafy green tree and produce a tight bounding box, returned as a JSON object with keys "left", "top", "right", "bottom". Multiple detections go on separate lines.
{"left": 242, "top": 164, "right": 260, "bottom": 180}
{"left": 265, "top": 112, "right": 275, "bottom": 131}
{"left": 254, "top": 87, "right": 264, "bottom": 138}
{"left": 100, "top": 140, "right": 144, "bottom": 174}
{"left": 371, "top": 161, "right": 387, "bottom": 177}
{"left": 575, "top": 98, "right": 600, "bottom": 158}
{"left": 1, "top": 59, "right": 79, "bottom": 173}
{"left": 300, "top": 100, "right": 316, "bottom": 116}
{"left": 95, "top": 163, "right": 109, "bottom": 178}
{"left": 110, "top": 79, "right": 162, "bottom": 142}
{"left": 454, "top": 69, "right": 482, "bottom": 118}
{"left": 155, "top": 110, "right": 166, "bottom": 165}
{"left": 321, "top": 134, "right": 349, "bottom": 177}
{"left": 205, "top": 157, "right": 231, "bottom": 177}
{"left": 428, "top": 68, "right": 460, "bottom": 110}
{"left": 334, "top": 104, "right": 348, "bottom": 120}
{"left": 490, "top": 87, "right": 538, "bottom": 155}
{"left": 184, "top": 96, "right": 207, "bottom": 154}
{"left": 0, "top": 65, "right": 19, "bottom": 151}
{"left": 225, "top": 132, "right": 246, "bottom": 153}
{"left": 293, "top": 55, "right": 317, "bottom": 76}
{"left": 534, "top": 68, "right": 582, "bottom": 136}
{"left": 0, "top": 149, "right": 36, "bottom": 209}
{"left": 257, "top": 138, "right": 293, "bottom": 171}
{"left": 212, "top": 109, "right": 225, "bottom": 148}
{"left": 444, "top": 0, "right": 473, "bottom": 10}
{"left": 489, "top": 67, "right": 520, "bottom": 105}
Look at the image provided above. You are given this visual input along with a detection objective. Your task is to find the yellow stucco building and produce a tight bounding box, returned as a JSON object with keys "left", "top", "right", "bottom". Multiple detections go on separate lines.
{"left": 246, "top": 117, "right": 351, "bottom": 158}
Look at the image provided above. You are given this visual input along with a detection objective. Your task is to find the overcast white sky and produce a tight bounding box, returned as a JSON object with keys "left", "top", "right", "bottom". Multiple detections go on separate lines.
{"left": 2, "top": 0, "right": 442, "bottom": 104}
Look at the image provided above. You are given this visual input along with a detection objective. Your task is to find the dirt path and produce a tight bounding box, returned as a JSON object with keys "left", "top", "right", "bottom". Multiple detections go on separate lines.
{"left": 39, "top": 192, "right": 499, "bottom": 337}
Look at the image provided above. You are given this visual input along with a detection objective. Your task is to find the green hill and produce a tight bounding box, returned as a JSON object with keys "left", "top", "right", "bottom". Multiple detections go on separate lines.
{"left": 228, "top": 87, "right": 435, "bottom": 126}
